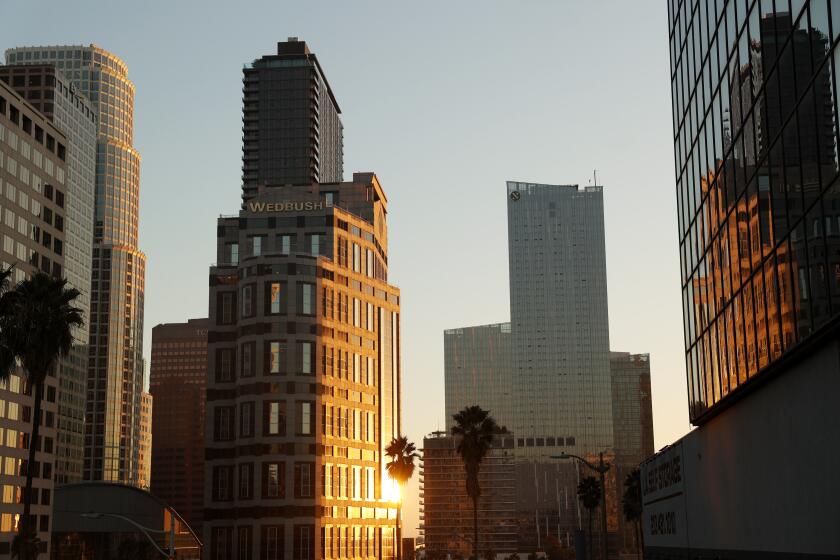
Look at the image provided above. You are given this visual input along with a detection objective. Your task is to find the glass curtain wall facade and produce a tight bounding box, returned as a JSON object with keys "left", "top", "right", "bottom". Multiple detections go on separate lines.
{"left": 205, "top": 173, "right": 401, "bottom": 560}
{"left": 241, "top": 38, "right": 343, "bottom": 203}
{"left": 0, "top": 64, "right": 98, "bottom": 485}
{"left": 5, "top": 45, "right": 147, "bottom": 483}
{"left": 443, "top": 322, "right": 513, "bottom": 430}
{"left": 0, "top": 81, "right": 69, "bottom": 557}
{"left": 505, "top": 181, "right": 614, "bottom": 551}
{"left": 506, "top": 182, "right": 613, "bottom": 454}
{"left": 669, "top": 0, "right": 840, "bottom": 422}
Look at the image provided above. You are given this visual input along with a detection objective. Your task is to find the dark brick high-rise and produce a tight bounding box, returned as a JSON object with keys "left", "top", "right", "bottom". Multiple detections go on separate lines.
{"left": 149, "top": 318, "right": 209, "bottom": 535}
{"left": 242, "top": 38, "right": 343, "bottom": 203}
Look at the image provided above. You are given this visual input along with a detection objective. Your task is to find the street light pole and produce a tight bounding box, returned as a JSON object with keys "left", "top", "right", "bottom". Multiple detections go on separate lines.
{"left": 80, "top": 512, "right": 175, "bottom": 558}
{"left": 551, "top": 452, "right": 610, "bottom": 560}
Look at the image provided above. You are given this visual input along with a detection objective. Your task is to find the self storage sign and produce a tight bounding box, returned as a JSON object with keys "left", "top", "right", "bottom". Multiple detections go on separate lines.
{"left": 641, "top": 442, "right": 688, "bottom": 548}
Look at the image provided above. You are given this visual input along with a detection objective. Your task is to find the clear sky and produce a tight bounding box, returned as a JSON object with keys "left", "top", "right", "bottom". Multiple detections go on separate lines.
{"left": 2, "top": 0, "right": 688, "bottom": 537}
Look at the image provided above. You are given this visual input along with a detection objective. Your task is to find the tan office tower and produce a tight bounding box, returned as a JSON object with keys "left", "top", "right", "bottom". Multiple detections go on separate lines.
{"left": 0, "top": 63, "right": 98, "bottom": 486}
{"left": 206, "top": 173, "right": 402, "bottom": 559}
{"left": 5, "top": 45, "right": 147, "bottom": 486}
{"left": 150, "top": 318, "right": 209, "bottom": 535}
{"left": 0, "top": 81, "right": 69, "bottom": 557}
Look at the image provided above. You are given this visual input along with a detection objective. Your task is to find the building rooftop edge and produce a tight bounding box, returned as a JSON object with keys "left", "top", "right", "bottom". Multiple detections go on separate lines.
{"left": 443, "top": 321, "right": 511, "bottom": 334}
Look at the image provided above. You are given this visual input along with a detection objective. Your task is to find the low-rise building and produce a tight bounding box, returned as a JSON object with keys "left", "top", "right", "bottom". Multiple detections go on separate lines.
{"left": 421, "top": 431, "right": 517, "bottom": 558}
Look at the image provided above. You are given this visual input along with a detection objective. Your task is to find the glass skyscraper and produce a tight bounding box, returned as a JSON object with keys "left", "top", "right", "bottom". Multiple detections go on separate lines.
{"left": 442, "top": 181, "right": 619, "bottom": 551}
{"left": 506, "top": 181, "right": 613, "bottom": 454}
{"left": 5, "top": 45, "right": 147, "bottom": 485}
{"left": 641, "top": 2, "right": 840, "bottom": 557}
{"left": 669, "top": 0, "right": 840, "bottom": 422}
{"left": 443, "top": 322, "right": 513, "bottom": 430}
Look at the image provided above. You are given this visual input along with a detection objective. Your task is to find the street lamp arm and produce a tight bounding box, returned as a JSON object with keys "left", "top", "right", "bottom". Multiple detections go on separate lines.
{"left": 564, "top": 453, "right": 597, "bottom": 470}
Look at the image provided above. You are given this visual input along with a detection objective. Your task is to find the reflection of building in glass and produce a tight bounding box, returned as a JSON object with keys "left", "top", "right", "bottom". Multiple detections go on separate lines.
{"left": 0, "top": 63, "right": 97, "bottom": 486}
{"left": 443, "top": 323, "right": 513, "bottom": 430}
{"left": 241, "top": 38, "right": 343, "bottom": 203}
{"left": 675, "top": 5, "right": 840, "bottom": 421}
{"left": 5, "top": 45, "right": 147, "bottom": 486}
{"left": 649, "top": 2, "right": 840, "bottom": 557}
{"left": 150, "top": 318, "right": 208, "bottom": 537}
{"left": 0, "top": 80, "right": 69, "bottom": 557}
{"left": 205, "top": 173, "right": 401, "bottom": 559}
{"left": 421, "top": 431, "right": 517, "bottom": 558}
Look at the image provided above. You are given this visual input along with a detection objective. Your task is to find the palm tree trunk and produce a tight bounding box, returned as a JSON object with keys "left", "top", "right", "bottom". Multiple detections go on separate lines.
{"left": 397, "top": 504, "right": 402, "bottom": 560}
{"left": 473, "top": 495, "right": 478, "bottom": 560}
{"left": 20, "top": 379, "right": 43, "bottom": 560}
{"left": 636, "top": 520, "right": 643, "bottom": 560}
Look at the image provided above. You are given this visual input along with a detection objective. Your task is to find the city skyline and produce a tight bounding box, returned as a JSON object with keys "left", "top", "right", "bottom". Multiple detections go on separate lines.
{"left": 1, "top": 0, "right": 685, "bottom": 539}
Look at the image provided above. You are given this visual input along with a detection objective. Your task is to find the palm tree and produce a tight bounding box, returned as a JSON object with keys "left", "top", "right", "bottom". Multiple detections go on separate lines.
{"left": 0, "top": 271, "right": 83, "bottom": 560}
{"left": 451, "top": 405, "right": 504, "bottom": 560}
{"left": 622, "top": 469, "right": 643, "bottom": 560}
{"left": 577, "top": 476, "right": 601, "bottom": 560}
{"left": 385, "top": 435, "right": 419, "bottom": 560}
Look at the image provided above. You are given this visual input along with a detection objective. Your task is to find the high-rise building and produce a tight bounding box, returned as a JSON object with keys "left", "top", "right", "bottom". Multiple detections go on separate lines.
{"left": 241, "top": 38, "right": 343, "bottom": 202}
{"left": 443, "top": 322, "right": 513, "bottom": 430}
{"left": 444, "top": 182, "right": 621, "bottom": 551}
{"left": 5, "top": 45, "right": 147, "bottom": 486}
{"left": 0, "top": 63, "right": 98, "bottom": 486}
{"left": 506, "top": 181, "right": 614, "bottom": 550}
{"left": 205, "top": 172, "right": 402, "bottom": 559}
{"left": 609, "top": 352, "right": 654, "bottom": 466}
{"left": 421, "top": 431, "right": 517, "bottom": 559}
{"left": 609, "top": 352, "right": 653, "bottom": 556}
{"left": 150, "top": 318, "right": 208, "bottom": 535}
{"left": 138, "top": 391, "right": 152, "bottom": 489}
{"left": 0, "top": 80, "right": 69, "bottom": 557}
{"left": 644, "top": 1, "right": 840, "bottom": 557}
{"left": 506, "top": 181, "right": 613, "bottom": 455}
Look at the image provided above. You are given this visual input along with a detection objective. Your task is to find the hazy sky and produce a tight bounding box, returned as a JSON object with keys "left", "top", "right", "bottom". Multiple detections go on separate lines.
{"left": 2, "top": 0, "right": 687, "bottom": 536}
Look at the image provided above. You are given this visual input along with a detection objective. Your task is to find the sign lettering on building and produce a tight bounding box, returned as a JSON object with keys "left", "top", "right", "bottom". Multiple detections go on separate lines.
{"left": 641, "top": 441, "right": 688, "bottom": 548}
{"left": 247, "top": 201, "right": 325, "bottom": 213}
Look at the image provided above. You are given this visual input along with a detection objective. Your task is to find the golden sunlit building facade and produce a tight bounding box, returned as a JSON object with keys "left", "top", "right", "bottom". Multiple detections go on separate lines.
{"left": 205, "top": 173, "right": 401, "bottom": 560}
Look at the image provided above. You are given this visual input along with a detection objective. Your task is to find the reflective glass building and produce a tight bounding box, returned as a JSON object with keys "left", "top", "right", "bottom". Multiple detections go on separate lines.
{"left": 5, "top": 45, "right": 147, "bottom": 484}
{"left": 0, "top": 64, "right": 98, "bottom": 485}
{"left": 669, "top": 0, "right": 840, "bottom": 422}
{"left": 642, "top": 1, "right": 840, "bottom": 556}
{"left": 506, "top": 181, "right": 613, "bottom": 453}
{"left": 443, "top": 322, "right": 513, "bottom": 430}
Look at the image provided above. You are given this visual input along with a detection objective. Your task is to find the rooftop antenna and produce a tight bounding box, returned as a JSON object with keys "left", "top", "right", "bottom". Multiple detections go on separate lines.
{"left": 593, "top": 169, "right": 599, "bottom": 187}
